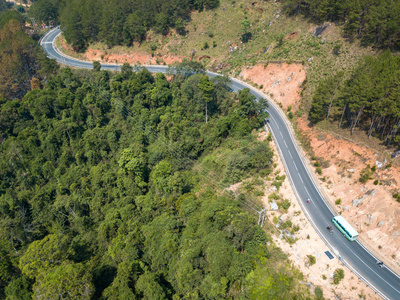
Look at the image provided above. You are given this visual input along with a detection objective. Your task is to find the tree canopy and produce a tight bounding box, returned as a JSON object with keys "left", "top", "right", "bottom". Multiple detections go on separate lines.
{"left": 0, "top": 65, "right": 308, "bottom": 298}
{"left": 0, "top": 19, "right": 59, "bottom": 99}
{"left": 310, "top": 51, "right": 400, "bottom": 146}
{"left": 282, "top": 0, "right": 400, "bottom": 50}
{"left": 28, "top": 0, "right": 222, "bottom": 51}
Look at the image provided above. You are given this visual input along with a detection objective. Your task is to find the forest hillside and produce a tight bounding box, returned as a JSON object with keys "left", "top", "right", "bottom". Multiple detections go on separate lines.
{"left": 0, "top": 57, "right": 315, "bottom": 298}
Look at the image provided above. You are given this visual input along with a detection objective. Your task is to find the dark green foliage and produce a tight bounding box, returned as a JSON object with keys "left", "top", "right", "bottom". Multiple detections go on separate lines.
{"left": 392, "top": 193, "right": 400, "bottom": 202}
{"left": 0, "top": 0, "right": 11, "bottom": 13}
{"left": 0, "top": 67, "right": 299, "bottom": 299}
{"left": 282, "top": 0, "right": 400, "bottom": 50}
{"left": 28, "top": 0, "right": 61, "bottom": 24}
{"left": 315, "top": 286, "right": 324, "bottom": 299}
{"left": 92, "top": 61, "right": 101, "bottom": 72}
{"left": 307, "top": 255, "right": 316, "bottom": 266}
{"left": 0, "top": 20, "right": 59, "bottom": 99}
{"left": 310, "top": 52, "right": 400, "bottom": 147}
{"left": 309, "top": 71, "right": 344, "bottom": 123}
{"left": 54, "top": 0, "right": 220, "bottom": 51}
{"left": 333, "top": 268, "right": 344, "bottom": 284}
{"left": 4, "top": 275, "right": 33, "bottom": 300}
{"left": 0, "top": 10, "right": 25, "bottom": 29}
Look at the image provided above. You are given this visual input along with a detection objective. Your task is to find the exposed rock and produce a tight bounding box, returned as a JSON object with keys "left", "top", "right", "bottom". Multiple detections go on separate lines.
{"left": 392, "top": 150, "right": 400, "bottom": 159}
{"left": 312, "top": 24, "right": 330, "bottom": 37}
{"left": 343, "top": 206, "right": 350, "bottom": 211}
{"left": 347, "top": 169, "right": 354, "bottom": 173}
{"left": 377, "top": 221, "right": 385, "bottom": 227}
{"left": 352, "top": 189, "right": 376, "bottom": 207}
{"left": 270, "top": 201, "right": 278, "bottom": 211}
{"left": 366, "top": 214, "right": 377, "bottom": 225}
{"left": 376, "top": 159, "right": 386, "bottom": 168}
{"left": 272, "top": 79, "right": 281, "bottom": 87}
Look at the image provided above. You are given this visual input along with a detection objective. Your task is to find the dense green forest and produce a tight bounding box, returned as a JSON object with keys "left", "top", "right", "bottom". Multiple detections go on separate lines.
{"left": 310, "top": 51, "right": 400, "bottom": 146}
{"left": 0, "top": 60, "right": 310, "bottom": 298}
{"left": 28, "top": 0, "right": 220, "bottom": 51}
{"left": 282, "top": 0, "right": 400, "bottom": 50}
{"left": 0, "top": 11, "right": 58, "bottom": 100}
{"left": 0, "top": 0, "right": 11, "bottom": 13}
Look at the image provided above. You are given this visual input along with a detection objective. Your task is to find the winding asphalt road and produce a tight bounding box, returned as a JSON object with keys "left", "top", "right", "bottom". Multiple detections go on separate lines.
{"left": 41, "top": 27, "right": 400, "bottom": 299}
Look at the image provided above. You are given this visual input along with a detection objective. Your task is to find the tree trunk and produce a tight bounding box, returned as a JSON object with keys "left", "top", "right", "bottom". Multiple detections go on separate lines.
{"left": 354, "top": 106, "right": 364, "bottom": 127}
{"left": 381, "top": 115, "right": 391, "bottom": 137}
{"left": 387, "top": 119, "right": 400, "bottom": 146}
{"left": 339, "top": 104, "right": 347, "bottom": 128}
{"left": 326, "top": 98, "right": 333, "bottom": 120}
{"left": 368, "top": 113, "right": 376, "bottom": 138}
{"left": 376, "top": 115, "right": 383, "bottom": 132}
{"left": 351, "top": 106, "right": 363, "bottom": 135}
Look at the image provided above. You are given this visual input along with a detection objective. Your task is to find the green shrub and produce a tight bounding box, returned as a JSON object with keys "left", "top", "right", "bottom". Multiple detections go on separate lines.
{"left": 314, "top": 161, "right": 320, "bottom": 167}
{"left": 373, "top": 179, "right": 379, "bottom": 185}
{"left": 269, "top": 192, "right": 280, "bottom": 200}
{"left": 359, "top": 167, "right": 372, "bottom": 183}
{"left": 393, "top": 193, "right": 400, "bottom": 202}
{"left": 316, "top": 167, "right": 322, "bottom": 175}
{"left": 333, "top": 268, "right": 344, "bottom": 284}
{"left": 335, "top": 198, "right": 341, "bottom": 205}
{"left": 371, "top": 165, "right": 377, "bottom": 172}
{"left": 307, "top": 255, "right": 316, "bottom": 266}
{"left": 288, "top": 111, "right": 294, "bottom": 119}
{"left": 282, "top": 199, "right": 291, "bottom": 210}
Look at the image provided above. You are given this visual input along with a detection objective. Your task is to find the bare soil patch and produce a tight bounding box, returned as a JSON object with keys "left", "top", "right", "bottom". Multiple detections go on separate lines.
{"left": 241, "top": 63, "right": 306, "bottom": 110}
{"left": 57, "top": 34, "right": 186, "bottom": 66}
{"left": 297, "top": 117, "right": 400, "bottom": 274}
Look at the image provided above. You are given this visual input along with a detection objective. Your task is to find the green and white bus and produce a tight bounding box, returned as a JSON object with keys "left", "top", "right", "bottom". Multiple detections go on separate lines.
{"left": 332, "top": 215, "right": 359, "bottom": 241}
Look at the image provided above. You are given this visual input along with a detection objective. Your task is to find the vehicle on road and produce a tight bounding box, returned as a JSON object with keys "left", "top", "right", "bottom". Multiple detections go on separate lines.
{"left": 332, "top": 215, "right": 358, "bottom": 241}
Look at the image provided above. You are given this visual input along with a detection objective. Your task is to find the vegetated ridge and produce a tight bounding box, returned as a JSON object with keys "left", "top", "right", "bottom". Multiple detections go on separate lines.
{"left": 0, "top": 58, "right": 317, "bottom": 298}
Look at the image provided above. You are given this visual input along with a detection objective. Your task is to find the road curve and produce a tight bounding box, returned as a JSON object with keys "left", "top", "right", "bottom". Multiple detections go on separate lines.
{"left": 41, "top": 27, "right": 400, "bottom": 299}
